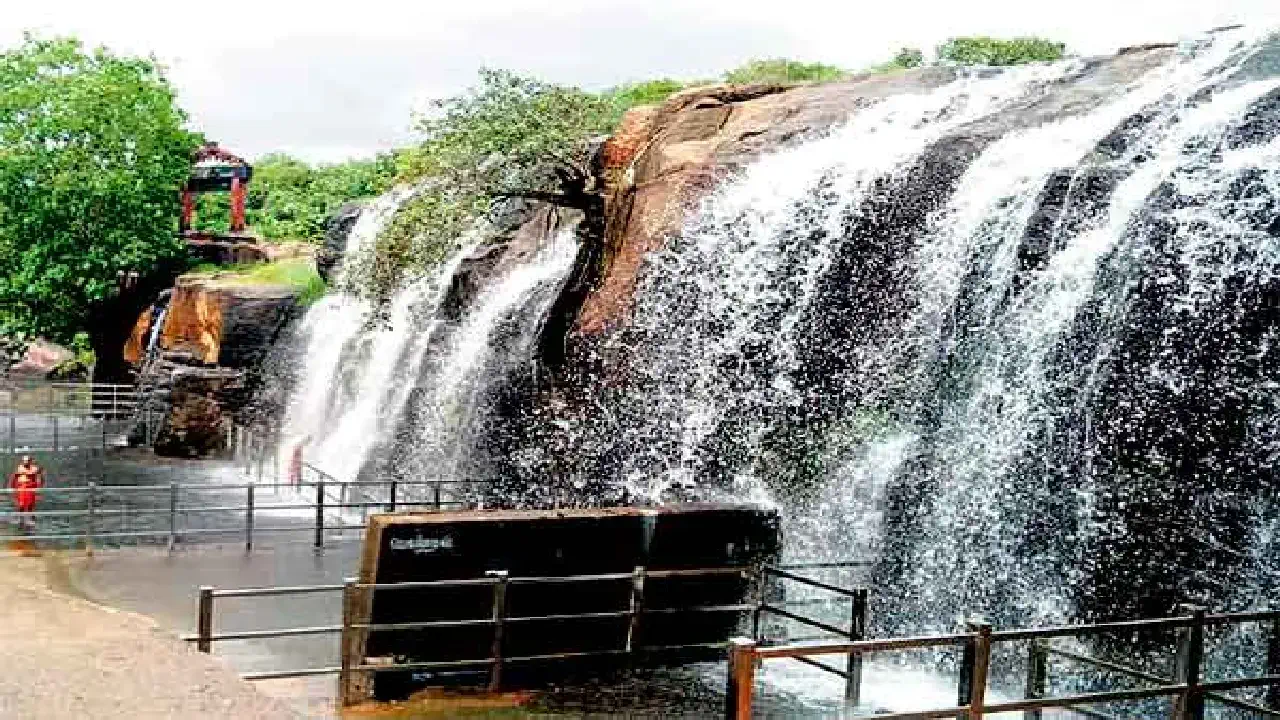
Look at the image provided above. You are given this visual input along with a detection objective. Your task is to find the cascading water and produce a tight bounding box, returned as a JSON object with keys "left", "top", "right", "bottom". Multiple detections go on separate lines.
{"left": 506, "top": 27, "right": 1280, "bottom": 637}
{"left": 281, "top": 27, "right": 1280, "bottom": 652}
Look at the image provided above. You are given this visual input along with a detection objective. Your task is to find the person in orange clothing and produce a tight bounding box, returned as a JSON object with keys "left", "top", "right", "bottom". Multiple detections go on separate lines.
{"left": 8, "top": 456, "right": 44, "bottom": 529}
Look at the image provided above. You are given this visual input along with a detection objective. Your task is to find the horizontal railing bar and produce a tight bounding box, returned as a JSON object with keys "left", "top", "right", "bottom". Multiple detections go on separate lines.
{"left": 760, "top": 603, "right": 852, "bottom": 639}
{"left": 181, "top": 625, "right": 343, "bottom": 642}
{"left": 757, "top": 633, "right": 973, "bottom": 659}
{"left": 763, "top": 567, "right": 864, "bottom": 597}
{"left": 791, "top": 654, "right": 850, "bottom": 679}
{"left": 504, "top": 611, "right": 628, "bottom": 624}
{"left": 242, "top": 666, "right": 342, "bottom": 681}
{"left": 775, "top": 560, "right": 873, "bottom": 569}
{"left": 991, "top": 616, "right": 1193, "bottom": 642}
{"left": 1198, "top": 675, "right": 1280, "bottom": 693}
{"left": 213, "top": 584, "right": 345, "bottom": 598}
{"left": 644, "top": 603, "right": 756, "bottom": 615}
{"left": 355, "top": 618, "right": 495, "bottom": 632}
{"left": 982, "top": 684, "right": 1186, "bottom": 713}
{"left": 1205, "top": 610, "right": 1280, "bottom": 625}
{"left": 354, "top": 658, "right": 494, "bottom": 672}
{"left": 841, "top": 705, "right": 972, "bottom": 720}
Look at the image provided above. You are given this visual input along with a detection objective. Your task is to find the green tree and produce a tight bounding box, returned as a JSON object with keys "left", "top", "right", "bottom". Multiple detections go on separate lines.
{"left": 937, "top": 36, "right": 1066, "bottom": 66}
{"left": 0, "top": 35, "right": 199, "bottom": 341}
{"left": 723, "top": 58, "right": 847, "bottom": 84}
{"left": 193, "top": 152, "right": 398, "bottom": 242}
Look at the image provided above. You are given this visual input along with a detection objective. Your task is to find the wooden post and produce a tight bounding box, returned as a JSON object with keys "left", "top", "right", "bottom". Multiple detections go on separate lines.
{"left": 967, "top": 621, "right": 993, "bottom": 720}
{"left": 84, "top": 482, "right": 96, "bottom": 556}
{"left": 197, "top": 586, "right": 214, "bottom": 653}
{"left": 487, "top": 570, "right": 509, "bottom": 692}
{"left": 725, "top": 637, "right": 757, "bottom": 720}
{"left": 338, "top": 577, "right": 358, "bottom": 706}
{"left": 1173, "top": 606, "right": 1206, "bottom": 720}
{"left": 626, "top": 565, "right": 646, "bottom": 653}
{"left": 845, "top": 588, "right": 868, "bottom": 706}
{"left": 1267, "top": 616, "right": 1280, "bottom": 709}
{"left": 244, "top": 482, "right": 255, "bottom": 553}
{"left": 1023, "top": 639, "right": 1048, "bottom": 720}
{"left": 314, "top": 478, "right": 325, "bottom": 551}
{"left": 958, "top": 630, "right": 975, "bottom": 720}
{"left": 167, "top": 482, "right": 178, "bottom": 552}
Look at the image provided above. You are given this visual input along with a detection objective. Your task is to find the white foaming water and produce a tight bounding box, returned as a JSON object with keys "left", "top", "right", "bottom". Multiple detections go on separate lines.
{"left": 407, "top": 230, "right": 580, "bottom": 486}
{"left": 620, "top": 61, "right": 1075, "bottom": 504}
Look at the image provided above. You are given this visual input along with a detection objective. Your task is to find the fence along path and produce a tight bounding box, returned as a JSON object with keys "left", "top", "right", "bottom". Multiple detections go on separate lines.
{"left": 726, "top": 605, "right": 1280, "bottom": 719}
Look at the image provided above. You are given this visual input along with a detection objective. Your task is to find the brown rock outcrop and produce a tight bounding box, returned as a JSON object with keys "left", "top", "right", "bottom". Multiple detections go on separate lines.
{"left": 577, "top": 73, "right": 975, "bottom": 334}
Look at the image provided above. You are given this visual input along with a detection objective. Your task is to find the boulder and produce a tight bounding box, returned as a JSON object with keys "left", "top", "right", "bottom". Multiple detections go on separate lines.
{"left": 5, "top": 339, "right": 74, "bottom": 379}
{"left": 319, "top": 201, "right": 367, "bottom": 281}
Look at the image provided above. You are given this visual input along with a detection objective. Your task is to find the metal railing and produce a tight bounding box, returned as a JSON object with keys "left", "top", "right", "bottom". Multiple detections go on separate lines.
{"left": 186, "top": 565, "right": 770, "bottom": 705}
{"left": 725, "top": 605, "right": 1280, "bottom": 719}
{"left": 0, "top": 381, "right": 137, "bottom": 417}
{"left": 0, "top": 476, "right": 485, "bottom": 550}
{"left": 754, "top": 564, "right": 870, "bottom": 703}
{"left": 180, "top": 561, "right": 867, "bottom": 701}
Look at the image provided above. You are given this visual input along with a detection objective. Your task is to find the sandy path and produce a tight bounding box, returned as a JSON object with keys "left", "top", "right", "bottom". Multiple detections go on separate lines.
{"left": 0, "top": 547, "right": 298, "bottom": 719}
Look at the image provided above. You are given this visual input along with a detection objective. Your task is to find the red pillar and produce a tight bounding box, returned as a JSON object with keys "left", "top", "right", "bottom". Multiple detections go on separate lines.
{"left": 180, "top": 189, "right": 195, "bottom": 233}
{"left": 230, "top": 176, "right": 246, "bottom": 233}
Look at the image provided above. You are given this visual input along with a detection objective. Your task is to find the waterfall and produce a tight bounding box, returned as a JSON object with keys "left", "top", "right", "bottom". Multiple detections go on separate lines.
{"left": 281, "top": 195, "right": 581, "bottom": 491}
{"left": 546, "top": 27, "right": 1280, "bottom": 631}
{"left": 277, "top": 26, "right": 1280, "bottom": 640}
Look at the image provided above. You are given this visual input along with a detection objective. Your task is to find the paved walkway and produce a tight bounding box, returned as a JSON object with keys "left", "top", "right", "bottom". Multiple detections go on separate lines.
{"left": 0, "top": 546, "right": 297, "bottom": 719}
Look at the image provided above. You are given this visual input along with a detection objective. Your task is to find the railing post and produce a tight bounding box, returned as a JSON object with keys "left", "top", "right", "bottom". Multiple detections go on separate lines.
{"left": 52, "top": 414, "right": 58, "bottom": 452}
{"left": 197, "top": 586, "right": 214, "bottom": 653}
{"left": 725, "top": 637, "right": 757, "bottom": 720}
{"left": 8, "top": 413, "right": 15, "bottom": 457}
{"left": 314, "top": 477, "right": 325, "bottom": 551}
{"left": 85, "top": 481, "right": 96, "bottom": 555}
{"left": 958, "top": 619, "right": 990, "bottom": 720}
{"left": 1023, "top": 638, "right": 1048, "bottom": 720}
{"left": 627, "top": 565, "right": 646, "bottom": 653}
{"left": 167, "top": 482, "right": 178, "bottom": 552}
{"left": 1267, "top": 616, "right": 1280, "bottom": 709}
{"left": 967, "top": 621, "right": 992, "bottom": 720}
{"left": 487, "top": 570, "right": 509, "bottom": 692}
{"left": 845, "top": 588, "right": 868, "bottom": 706}
{"left": 433, "top": 479, "right": 442, "bottom": 511}
{"left": 244, "top": 482, "right": 255, "bottom": 553}
{"left": 1173, "top": 606, "right": 1206, "bottom": 720}
{"left": 387, "top": 480, "right": 397, "bottom": 513}
{"left": 339, "top": 577, "right": 358, "bottom": 706}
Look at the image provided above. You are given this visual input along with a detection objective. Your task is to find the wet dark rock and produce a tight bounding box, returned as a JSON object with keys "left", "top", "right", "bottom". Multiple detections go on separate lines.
{"left": 319, "top": 200, "right": 366, "bottom": 281}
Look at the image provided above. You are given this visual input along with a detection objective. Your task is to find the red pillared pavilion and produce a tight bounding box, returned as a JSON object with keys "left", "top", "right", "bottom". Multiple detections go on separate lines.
{"left": 180, "top": 142, "right": 254, "bottom": 236}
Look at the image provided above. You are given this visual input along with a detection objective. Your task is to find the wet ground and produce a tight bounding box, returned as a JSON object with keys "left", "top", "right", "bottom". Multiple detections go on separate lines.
{"left": 0, "top": 435, "right": 967, "bottom": 718}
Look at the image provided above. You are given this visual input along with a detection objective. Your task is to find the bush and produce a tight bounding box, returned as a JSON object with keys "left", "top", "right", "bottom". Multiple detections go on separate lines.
{"left": 937, "top": 36, "right": 1066, "bottom": 66}
{"left": 723, "top": 58, "right": 847, "bottom": 85}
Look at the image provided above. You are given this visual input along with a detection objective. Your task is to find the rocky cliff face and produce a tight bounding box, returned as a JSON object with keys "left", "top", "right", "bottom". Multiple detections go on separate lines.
{"left": 129, "top": 274, "right": 301, "bottom": 456}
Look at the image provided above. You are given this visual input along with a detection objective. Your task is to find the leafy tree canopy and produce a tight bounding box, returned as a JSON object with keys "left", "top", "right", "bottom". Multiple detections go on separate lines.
{"left": 194, "top": 151, "right": 397, "bottom": 241}
{"left": 937, "top": 36, "right": 1067, "bottom": 66}
{"left": 0, "top": 35, "right": 199, "bottom": 342}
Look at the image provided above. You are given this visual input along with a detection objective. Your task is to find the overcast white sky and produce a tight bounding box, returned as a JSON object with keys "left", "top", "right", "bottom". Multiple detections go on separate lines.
{"left": 3, "top": 1, "right": 1277, "bottom": 163}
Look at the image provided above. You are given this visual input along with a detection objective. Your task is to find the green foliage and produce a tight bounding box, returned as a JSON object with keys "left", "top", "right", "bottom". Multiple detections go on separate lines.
{"left": 193, "top": 152, "right": 397, "bottom": 242}
{"left": 0, "top": 35, "right": 199, "bottom": 342}
{"left": 603, "top": 79, "right": 687, "bottom": 116}
{"left": 865, "top": 47, "right": 928, "bottom": 75}
{"left": 723, "top": 58, "right": 847, "bottom": 85}
{"left": 937, "top": 36, "right": 1067, "bottom": 66}
{"left": 401, "top": 69, "right": 615, "bottom": 199}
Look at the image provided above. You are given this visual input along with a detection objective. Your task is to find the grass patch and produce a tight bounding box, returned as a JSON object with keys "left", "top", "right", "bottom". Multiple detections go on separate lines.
{"left": 188, "top": 257, "right": 328, "bottom": 305}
